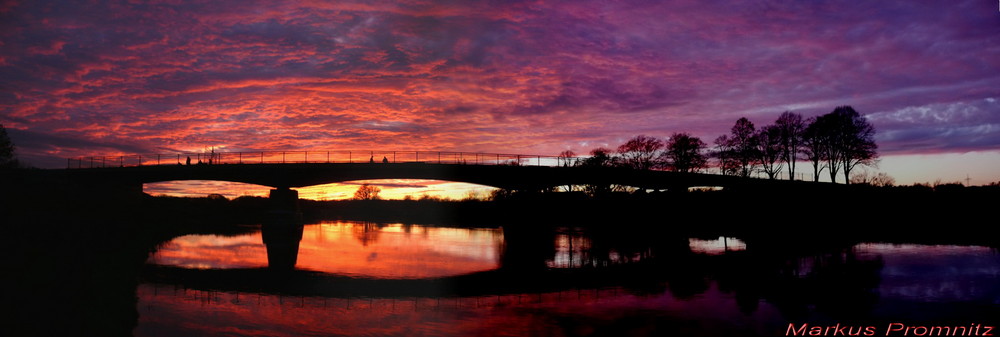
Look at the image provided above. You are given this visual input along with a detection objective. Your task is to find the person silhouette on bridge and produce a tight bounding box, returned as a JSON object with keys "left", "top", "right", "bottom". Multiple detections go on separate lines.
{"left": 369, "top": 156, "right": 374, "bottom": 163}
{"left": 186, "top": 156, "right": 191, "bottom": 165}
{"left": 382, "top": 156, "right": 389, "bottom": 163}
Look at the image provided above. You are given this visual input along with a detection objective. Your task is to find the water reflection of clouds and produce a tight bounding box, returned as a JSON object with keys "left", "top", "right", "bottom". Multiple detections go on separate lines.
{"left": 147, "top": 221, "right": 503, "bottom": 278}
{"left": 149, "top": 234, "right": 267, "bottom": 269}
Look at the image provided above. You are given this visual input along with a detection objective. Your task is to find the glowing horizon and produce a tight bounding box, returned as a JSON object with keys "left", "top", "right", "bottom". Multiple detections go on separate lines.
{"left": 144, "top": 179, "right": 496, "bottom": 201}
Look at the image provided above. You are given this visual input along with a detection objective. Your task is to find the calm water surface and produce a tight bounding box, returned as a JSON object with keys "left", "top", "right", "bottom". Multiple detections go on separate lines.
{"left": 136, "top": 221, "right": 1000, "bottom": 337}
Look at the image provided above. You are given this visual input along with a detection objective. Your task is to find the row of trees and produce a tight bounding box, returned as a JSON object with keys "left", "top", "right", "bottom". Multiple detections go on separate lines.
{"left": 714, "top": 106, "right": 878, "bottom": 183}
{"left": 560, "top": 106, "right": 878, "bottom": 184}
{"left": 559, "top": 133, "right": 710, "bottom": 173}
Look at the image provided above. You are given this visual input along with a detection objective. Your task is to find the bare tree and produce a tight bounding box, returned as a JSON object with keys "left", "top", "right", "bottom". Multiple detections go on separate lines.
{"left": 557, "top": 150, "right": 578, "bottom": 191}
{"left": 662, "top": 132, "right": 707, "bottom": 173}
{"left": 713, "top": 135, "right": 740, "bottom": 176}
{"left": 850, "top": 169, "right": 895, "bottom": 187}
{"left": 801, "top": 117, "right": 827, "bottom": 182}
{"left": 558, "top": 150, "right": 577, "bottom": 167}
{"left": 617, "top": 135, "right": 664, "bottom": 170}
{"left": 774, "top": 111, "right": 805, "bottom": 180}
{"left": 353, "top": 183, "right": 381, "bottom": 200}
{"left": 870, "top": 172, "right": 895, "bottom": 187}
{"left": 728, "top": 117, "right": 758, "bottom": 177}
{"left": 756, "top": 125, "right": 784, "bottom": 179}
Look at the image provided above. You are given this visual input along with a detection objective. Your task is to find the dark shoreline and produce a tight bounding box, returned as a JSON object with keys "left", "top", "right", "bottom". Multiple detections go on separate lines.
{"left": 3, "top": 178, "right": 998, "bottom": 246}
{"left": 1, "top": 180, "right": 997, "bottom": 337}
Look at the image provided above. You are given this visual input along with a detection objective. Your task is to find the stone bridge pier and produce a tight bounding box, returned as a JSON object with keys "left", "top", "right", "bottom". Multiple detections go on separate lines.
{"left": 267, "top": 187, "right": 302, "bottom": 224}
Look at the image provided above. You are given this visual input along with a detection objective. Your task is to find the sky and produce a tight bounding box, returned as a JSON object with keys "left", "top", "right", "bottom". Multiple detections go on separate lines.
{"left": 2, "top": 0, "right": 999, "bottom": 198}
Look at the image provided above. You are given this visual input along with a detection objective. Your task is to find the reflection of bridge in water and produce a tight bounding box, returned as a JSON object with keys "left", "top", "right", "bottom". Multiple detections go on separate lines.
{"left": 143, "top": 224, "right": 696, "bottom": 298}
{"left": 142, "top": 223, "right": 882, "bottom": 315}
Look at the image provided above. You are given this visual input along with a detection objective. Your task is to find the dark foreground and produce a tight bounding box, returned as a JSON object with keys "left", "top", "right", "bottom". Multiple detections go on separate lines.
{"left": 1, "top": 183, "right": 998, "bottom": 336}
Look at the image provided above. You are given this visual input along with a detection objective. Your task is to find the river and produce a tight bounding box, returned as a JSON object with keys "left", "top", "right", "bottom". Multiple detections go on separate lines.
{"left": 132, "top": 221, "right": 1000, "bottom": 336}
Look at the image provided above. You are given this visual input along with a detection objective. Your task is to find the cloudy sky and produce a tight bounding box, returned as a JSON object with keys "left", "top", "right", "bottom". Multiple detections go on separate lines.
{"left": 2, "top": 0, "right": 998, "bottom": 192}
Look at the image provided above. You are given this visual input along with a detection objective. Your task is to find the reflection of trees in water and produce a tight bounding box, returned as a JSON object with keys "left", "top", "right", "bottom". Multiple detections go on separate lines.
{"left": 544, "top": 227, "right": 691, "bottom": 269}
{"left": 502, "top": 226, "right": 884, "bottom": 320}
{"left": 716, "top": 246, "right": 883, "bottom": 319}
{"left": 352, "top": 222, "right": 383, "bottom": 246}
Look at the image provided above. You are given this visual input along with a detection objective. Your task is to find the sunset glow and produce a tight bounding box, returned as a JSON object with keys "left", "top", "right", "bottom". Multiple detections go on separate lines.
{"left": 144, "top": 179, "right": 496, "bottom": 200}
{"left": 2, "top": 1, "right": 998, "bottom": 187}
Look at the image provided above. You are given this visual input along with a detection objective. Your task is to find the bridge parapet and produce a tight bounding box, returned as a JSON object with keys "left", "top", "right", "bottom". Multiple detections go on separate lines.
{"left": 67, "top": 151, "right": 573, "bottom": 169}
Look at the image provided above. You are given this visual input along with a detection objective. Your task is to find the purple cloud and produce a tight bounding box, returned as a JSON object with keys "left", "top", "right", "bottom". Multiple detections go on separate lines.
{"left": 0, "top": 0, "right": 996, "bottom": 172}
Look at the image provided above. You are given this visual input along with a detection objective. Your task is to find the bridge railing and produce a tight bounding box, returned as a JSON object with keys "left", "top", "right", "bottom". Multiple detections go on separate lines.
{"left": 66, "top": 151, "right": 575, "bottom": 169}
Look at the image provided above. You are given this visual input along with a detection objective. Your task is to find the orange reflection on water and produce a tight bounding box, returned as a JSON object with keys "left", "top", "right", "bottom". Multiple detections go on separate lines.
{"left": 148, "top": 221, "right": 504, "bottom": 278}
{"left": 150, "top": 234, "right": 267, "bottom": 269}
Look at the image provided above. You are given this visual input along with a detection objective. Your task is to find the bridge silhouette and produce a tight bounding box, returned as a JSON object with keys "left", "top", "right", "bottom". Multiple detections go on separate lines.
{"left": 64, "top": 150, "right": 814, "bottom": 193}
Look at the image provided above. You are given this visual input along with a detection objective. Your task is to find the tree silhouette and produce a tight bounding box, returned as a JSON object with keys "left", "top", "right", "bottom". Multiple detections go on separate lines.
{"left": 580, "top": 147, "right": 616, "bottom": 167}
{"left": 813, "top": 112, "right": 844, "bottom": 183}
{"left": 558, "top": 150, "right": 577, "bottom": 167}
{"left": 755, "top": 125, "right": 784, "bottom": 179}
{"left": 578, "top": 147, "right": 626, "bottom": 195}
{"left": 662, "top": 132, "right": 707, "bottom": 173}
{"left": 831, "top": 106, "right": 878, "bottom": 184}
{"left": 713, "top": 135, "right": 740, "bottom": 176}
{"left": 353, "top": 183, "right": 381, "bottom": 200}
{"left": 774, "top": 111, "right": 805, "bottom": 180}
{"left": 728, "top": 118, "right": 758, "bottom": 177}
{"left": 807, "top": 106, "right": 878, "bottom": 184}
{"left": 0, "top": 123, "right": 19, "bottom": 169}
{"left": 557, "top": 150, "right": 578, "bottom": 191}
{"left": 850, "top": 170, "right": 895, "bottom": 187}
{"left": 617, "top": 135, "right": 664, "bottom": 170}
{"left": 801, "top": 117, "right": 827, "bottom": 182}
{"left": 800, "top": 107, "right": 878, "bottom": 184}
{"left": 870, "top": 172, "right": 895, "bottom": 187}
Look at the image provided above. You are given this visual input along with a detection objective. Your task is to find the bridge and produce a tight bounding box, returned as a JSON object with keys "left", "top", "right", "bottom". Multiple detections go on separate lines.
{"left": 63, "top": 150, "right": 814, "bottom": 193}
